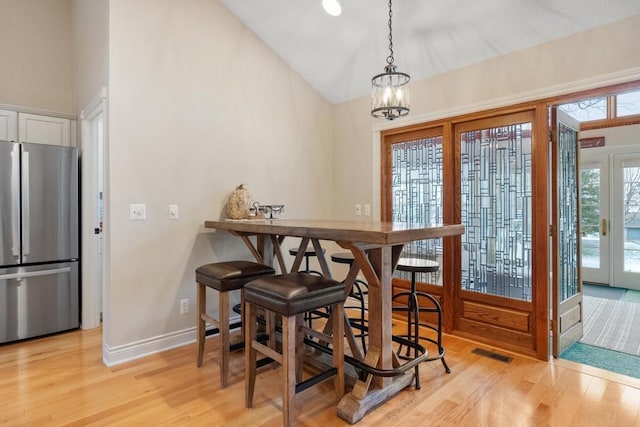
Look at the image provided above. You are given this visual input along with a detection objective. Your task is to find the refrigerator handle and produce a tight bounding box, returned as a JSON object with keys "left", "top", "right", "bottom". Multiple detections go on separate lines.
{"left": 0, "top": 267, "right": 72, "bottom": 281}
{"left": 22, "top": 151, "right": 30, "bottom": 256}
{"left": 11, "top": 147, "right": 20, "bottom": 257}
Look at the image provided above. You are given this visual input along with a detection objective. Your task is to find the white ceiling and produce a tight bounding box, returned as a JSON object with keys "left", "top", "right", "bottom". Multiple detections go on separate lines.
{"left": 221, "top": 0, "right": 640, "bottom": 105}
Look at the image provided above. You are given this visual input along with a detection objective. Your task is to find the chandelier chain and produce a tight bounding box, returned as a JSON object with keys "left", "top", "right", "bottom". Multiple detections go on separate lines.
{"left": 386, "top": 0, "right": 394, "bottom": 66}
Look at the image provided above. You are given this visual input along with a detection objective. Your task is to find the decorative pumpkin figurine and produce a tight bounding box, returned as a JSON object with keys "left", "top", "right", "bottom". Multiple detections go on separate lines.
{"left": 227, "top": 184, "right": 253, "bottom": 219}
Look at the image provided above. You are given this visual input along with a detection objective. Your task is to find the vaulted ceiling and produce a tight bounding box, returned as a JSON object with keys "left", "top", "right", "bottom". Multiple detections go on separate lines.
{"left": 221, "top": 0, "right": 640, "bottom": 104}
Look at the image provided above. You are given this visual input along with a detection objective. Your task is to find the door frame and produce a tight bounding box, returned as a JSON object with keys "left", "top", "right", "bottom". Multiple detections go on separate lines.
{"left": 80, "top": 88, "right": 109, "bottom": 330}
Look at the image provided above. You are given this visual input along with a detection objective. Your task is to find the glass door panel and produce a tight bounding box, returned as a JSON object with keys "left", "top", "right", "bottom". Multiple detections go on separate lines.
{"left": 613, "top": 155, "right": 640, "bottom": 289}
{"left": 579, "top": 160, "right": 610, "bottom": 284}
{"left": 460, "top": 123, "right": 533, "bottom": 301}
{"left": 390, "top": 135, "right": 443, "bottom": 285}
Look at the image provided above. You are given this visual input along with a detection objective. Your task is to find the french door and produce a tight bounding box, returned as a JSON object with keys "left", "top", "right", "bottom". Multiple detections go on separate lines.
{"left": 382, "top": 107, "right": 550, "bottom": 360}
{"left": 551, "top": 107, "right": 582, "bottom": 357}
{"left": 579, "top": 152, "right": 640, "bottom": 290}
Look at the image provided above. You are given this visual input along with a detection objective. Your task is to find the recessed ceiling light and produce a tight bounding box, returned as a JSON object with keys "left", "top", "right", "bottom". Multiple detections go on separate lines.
{"left": 322, "top": 0, "right": 342, "bottom": 16}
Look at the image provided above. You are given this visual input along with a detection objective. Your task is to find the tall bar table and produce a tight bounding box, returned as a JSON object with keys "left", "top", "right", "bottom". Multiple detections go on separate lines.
{"left": 204, "top": 218, "right": 464, "bottom": 423}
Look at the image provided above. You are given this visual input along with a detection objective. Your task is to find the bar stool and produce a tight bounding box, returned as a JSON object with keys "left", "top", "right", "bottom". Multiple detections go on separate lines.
{"left": 330, "top": 252, "right": 369, "bottom": 351}
{"left": 392, "top": 258, "right": 450, "bottom": 389}
{"left": 288, "top": 246, "right": 325, "bottom": 276}
{"left": 290, "top": 246, "right": 326, "bottom": 328}
{"left": 196, "top": 260, "right": 275, "bottom": 388}
{"left": 244, "top": 273, "right": 345, "bottom": 427}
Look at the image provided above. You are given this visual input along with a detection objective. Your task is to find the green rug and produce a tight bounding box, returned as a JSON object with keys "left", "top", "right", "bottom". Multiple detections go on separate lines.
{"left": 623, "top": 290, "right": 640, "bottom": 303}
{"left": 560, "top": 342, "right": 640, "bottom": 379}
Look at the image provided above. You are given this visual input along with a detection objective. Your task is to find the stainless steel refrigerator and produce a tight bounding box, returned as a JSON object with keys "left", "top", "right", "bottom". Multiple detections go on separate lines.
{"left": 0, "top": 140, "right": 79, "bottom": 344}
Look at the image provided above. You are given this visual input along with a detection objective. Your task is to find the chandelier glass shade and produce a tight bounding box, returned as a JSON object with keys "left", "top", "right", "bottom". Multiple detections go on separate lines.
{"left": 371, "top": 65, "right": 410, "bottom": 120}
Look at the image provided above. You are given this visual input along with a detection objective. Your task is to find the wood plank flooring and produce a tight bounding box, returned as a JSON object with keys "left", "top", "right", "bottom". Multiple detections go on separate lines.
{"left": 1, "top": 327, "right": 639, "bottom": 426}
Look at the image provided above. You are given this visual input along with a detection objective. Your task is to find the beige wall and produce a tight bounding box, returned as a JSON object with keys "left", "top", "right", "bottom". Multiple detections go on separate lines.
{"left": 0, "top": 0, "right": 74, "bottom": 112}
{"left": 332, "top": 14, "right": 640, "bottom": 221}
{"left": 70, "top": 0, "right": 108, "bottom": 111}
{"left": 105, "top": 0, "right": 334, "bottom": 349}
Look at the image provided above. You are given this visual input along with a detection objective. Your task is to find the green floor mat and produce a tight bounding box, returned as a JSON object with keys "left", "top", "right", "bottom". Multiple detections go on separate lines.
{"left": 623, "top": 290, "right": 640, "bottom": 303}
{"left": 560, "top": 342, "right": 640, "bottom": 379}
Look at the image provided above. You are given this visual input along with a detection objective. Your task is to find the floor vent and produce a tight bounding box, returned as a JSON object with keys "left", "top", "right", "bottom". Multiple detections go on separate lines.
{"left": 472, "top": 348, "right": 513, "bottom": 363}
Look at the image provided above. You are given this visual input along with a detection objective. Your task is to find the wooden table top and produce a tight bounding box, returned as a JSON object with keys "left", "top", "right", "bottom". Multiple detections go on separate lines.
{"left": 204, "top": 218, "right": 464, "bottom": 245}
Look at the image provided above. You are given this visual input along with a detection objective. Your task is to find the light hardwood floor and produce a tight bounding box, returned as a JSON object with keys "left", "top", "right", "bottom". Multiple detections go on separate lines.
{"left": 1, "top": 326, "right": 639, "bottom": 426}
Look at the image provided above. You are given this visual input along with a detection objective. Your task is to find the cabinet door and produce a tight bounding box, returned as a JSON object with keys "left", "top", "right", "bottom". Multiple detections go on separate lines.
{"left": 18, "top": 113, "right": 71, "bottom": 146}
{"left": 0, "top": 110, "right": 18, "bottom": 141}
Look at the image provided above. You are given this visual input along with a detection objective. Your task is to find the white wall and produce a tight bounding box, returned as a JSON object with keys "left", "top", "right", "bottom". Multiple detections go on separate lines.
{"left": 70, "top": 0, "right": 108, "bottom": 111}
{"left": 581, "top": 124, "right": 640, "bottom": 150}
{"left": 331, "top": 14, "right": 640, "bottom": 221}
{"left": 105, "top": 0, "right": 334, "bottom": 354}
{"left": 0, "top": 0, "right": 74, "bottom": 112}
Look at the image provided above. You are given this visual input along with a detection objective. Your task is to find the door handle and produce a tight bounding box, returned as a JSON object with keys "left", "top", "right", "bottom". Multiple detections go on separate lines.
{"left": 11, "top": 146, "right": 20, "bottom": 257}
{"left": 601, "top": 218, "right": 607, "bottom": 236}
{"left": 22, "top": 151, "right": 30, "bottom": 256}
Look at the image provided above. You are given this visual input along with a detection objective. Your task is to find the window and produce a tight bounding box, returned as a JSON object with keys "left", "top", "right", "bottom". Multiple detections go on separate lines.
{"left": 616, "top": 90, "right": 640, "bottom": 117}
{"left": 558, "top": 89, "right": 640, "bottom": 130}
{"left": 560, "top": 97, "right": 607, "bottom": 121}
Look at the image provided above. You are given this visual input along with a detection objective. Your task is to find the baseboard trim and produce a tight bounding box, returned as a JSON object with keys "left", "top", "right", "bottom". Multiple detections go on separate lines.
{"left": 102, "top": 314, "right": 241, "bottom": 367}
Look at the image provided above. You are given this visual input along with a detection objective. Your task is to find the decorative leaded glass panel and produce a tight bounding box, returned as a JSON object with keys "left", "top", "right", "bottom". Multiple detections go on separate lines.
{"left": 460, "top": 124, "right": 533, "bottom": 301}
{"left": 391, "top": 136, "right": 443, "bottom": 285}
{"left": 558, "top": 122, "right": 579, "bottom": 301}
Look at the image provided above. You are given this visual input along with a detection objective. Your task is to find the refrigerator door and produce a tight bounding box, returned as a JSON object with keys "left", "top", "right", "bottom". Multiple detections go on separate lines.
{"left": 0, "top": 262, "right": 79, "bottom": 343}
{"left": 21, "top": 143, "right": 78, "bottom": 264}
{"left": 0, "top": 141, "right": 21, "bottom": 267}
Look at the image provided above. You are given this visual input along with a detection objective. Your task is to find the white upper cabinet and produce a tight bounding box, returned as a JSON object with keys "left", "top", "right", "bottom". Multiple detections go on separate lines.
{"left": 0, "top": 110, "right": 18, "bottom": 142}
{"left": 18, "top": 113, "right": 72, "bottom": 146}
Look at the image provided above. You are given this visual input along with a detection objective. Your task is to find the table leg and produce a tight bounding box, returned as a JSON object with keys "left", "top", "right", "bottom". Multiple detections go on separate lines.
{"left": 336, "top": 243, "right": 410, "bottom": 424}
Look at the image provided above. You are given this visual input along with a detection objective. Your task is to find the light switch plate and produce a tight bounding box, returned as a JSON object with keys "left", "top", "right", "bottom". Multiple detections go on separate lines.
{"left": 169, "top": 204, "right": 179, "bottom": 220}
{"left": 129, "top": 203, "right": 146, "bottom": 220}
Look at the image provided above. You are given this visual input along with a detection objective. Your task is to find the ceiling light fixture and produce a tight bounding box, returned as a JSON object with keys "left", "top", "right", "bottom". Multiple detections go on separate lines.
{"left": 371, "top": 0, "right": 410, "bottom": 120}
{"left": 322, "top": 0, "right": 342, "bottom": 16}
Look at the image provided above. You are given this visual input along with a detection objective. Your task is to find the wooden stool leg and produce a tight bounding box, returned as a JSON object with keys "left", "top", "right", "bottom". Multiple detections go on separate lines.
{"left": 196, "top": 283, "right": 206, "bottom": 367}
{"left": 332, "top": 302, "right": 345, "bottom": 401}
{"left": 295, "top": 314, "right": 304, "bottom": 383}
{"left": 219, "top": 291, "right": 230, "bottom": 388}
{"left": 245, "top": 302, "right": 257, "bottom": 408}
{"left": 282, "top": 314, "right": 297, "bottom": 427}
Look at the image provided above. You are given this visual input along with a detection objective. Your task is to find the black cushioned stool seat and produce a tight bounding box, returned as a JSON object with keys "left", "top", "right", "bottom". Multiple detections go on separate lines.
{"left": 196, "top": 260, "right": 275, "bottom": 389}
{"left": 393, "top": 258, "right": 449, "bottom": 389}
{"left": 244, "top": 273, "right": 345, "bottom": 427}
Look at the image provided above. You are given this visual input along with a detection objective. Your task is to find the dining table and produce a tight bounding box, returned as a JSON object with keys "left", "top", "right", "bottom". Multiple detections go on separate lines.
{"left": 204, "top": 218, "right": 464, "bottom": 424}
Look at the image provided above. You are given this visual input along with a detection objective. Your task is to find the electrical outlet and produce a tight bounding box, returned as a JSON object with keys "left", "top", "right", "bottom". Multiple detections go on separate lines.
{"left": 129, "top": 203, "right": 146, "bottom": 220}
{"left": 355, "top": 204, "right": 362, "bottom": 216}
{"left": 180, "top": 298, "right": 189, "bottom": 314}
{"left": 364, "top": 204, "right": 371, "bottom": 216}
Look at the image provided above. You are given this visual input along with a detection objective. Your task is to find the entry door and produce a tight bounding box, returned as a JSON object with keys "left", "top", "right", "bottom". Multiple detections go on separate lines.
{"left": 551, "top": 107, "right": 583, "bottom": 357}
{"left": 579, "top": 159, "right": 610, "bottom": 284}
{"left": 612, "top": 154, "right": 640, "bottom": 290}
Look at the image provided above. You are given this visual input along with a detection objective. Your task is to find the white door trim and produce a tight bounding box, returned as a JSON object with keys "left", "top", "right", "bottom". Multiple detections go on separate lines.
{"left": 80, "top": 87, "right": 109, "bottom": 330}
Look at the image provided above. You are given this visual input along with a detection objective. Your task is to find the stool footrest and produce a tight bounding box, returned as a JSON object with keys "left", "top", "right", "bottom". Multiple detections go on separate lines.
{"left": 295, "top": 367, "right": 337, "bottom": 394}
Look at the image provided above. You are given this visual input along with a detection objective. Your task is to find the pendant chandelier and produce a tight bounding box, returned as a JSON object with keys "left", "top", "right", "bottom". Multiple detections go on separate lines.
{"left": 371, "top": 0, "right": 410, "bottom": 120}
